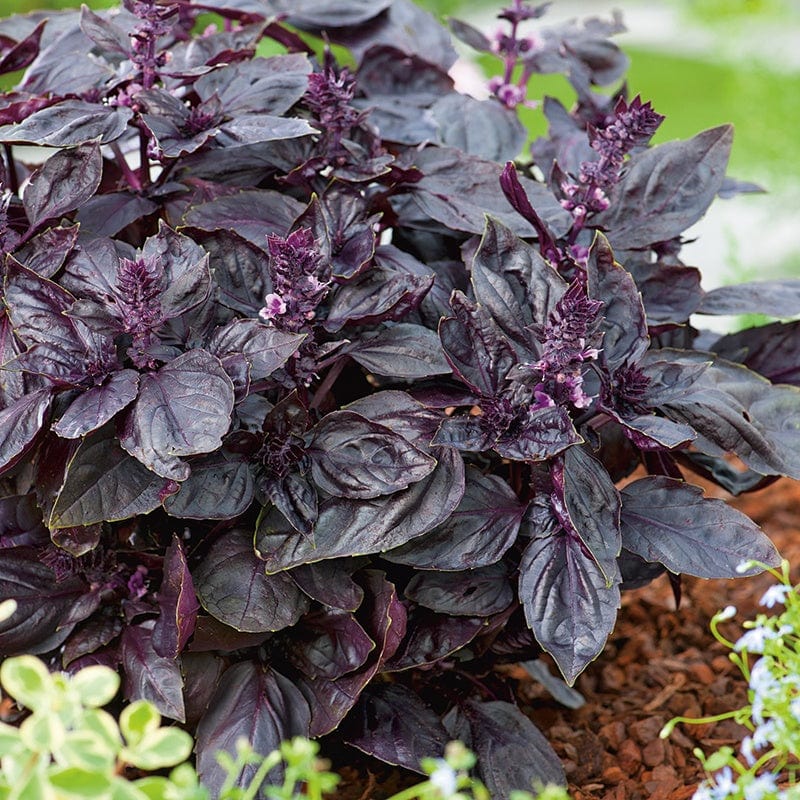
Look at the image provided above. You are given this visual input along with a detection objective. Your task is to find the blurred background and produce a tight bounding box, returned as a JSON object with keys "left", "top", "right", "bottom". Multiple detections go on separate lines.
{"left": 1, "top": 0, "right": 798, "bottom": 327}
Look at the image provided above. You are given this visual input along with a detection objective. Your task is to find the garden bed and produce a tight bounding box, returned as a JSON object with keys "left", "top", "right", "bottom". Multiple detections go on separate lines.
{"left": 330, "top": 476, "right": 800, "bottom": 800}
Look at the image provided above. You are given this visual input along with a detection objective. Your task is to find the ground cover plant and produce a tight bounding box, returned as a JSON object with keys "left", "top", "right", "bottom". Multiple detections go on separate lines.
{"left": 1, "top": 0, "right": 800, "bottom": 795}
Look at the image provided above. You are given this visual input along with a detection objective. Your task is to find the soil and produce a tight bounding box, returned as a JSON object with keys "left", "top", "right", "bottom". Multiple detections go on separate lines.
{"left": 329, "top": 475, "right": 800, "bottom": 800}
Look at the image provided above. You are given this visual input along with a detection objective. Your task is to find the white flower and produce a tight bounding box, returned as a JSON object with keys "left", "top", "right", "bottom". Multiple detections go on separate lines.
{"left": 710, "top": 767, "right": 737, "bottom": 799}
{"left": 741, "top": 735, "right": 757, "bottom": 766}
{"left": 428, "top": 760, "right": 458, "bottom": 798}
{"left": 717, "top": 605, "right": 737, "bottom": 621}
{"left": 735, "top": 625, "right": 788, "bottom": 654}
{"left": 759, "top": 584, "right": 792, "bottom": 609}
{"left": 752, "top": 720, "right": 777, "bottom": 750}
{"left": 743, "top": 773, "right": 778, "bottom": 800}
{"left": 737, "top": 560, "right": 759, "bottom": 574}
{"left": 693, "top": 784, "right": 714, "bottom": 800}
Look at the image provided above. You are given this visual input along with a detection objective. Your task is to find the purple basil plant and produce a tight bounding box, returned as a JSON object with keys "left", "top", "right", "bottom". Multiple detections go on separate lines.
{"left": 1, "top": 0, "right": 799, "bottom": 794}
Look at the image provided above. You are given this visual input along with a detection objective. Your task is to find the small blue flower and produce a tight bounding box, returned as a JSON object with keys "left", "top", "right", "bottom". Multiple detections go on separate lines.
{"left": 428, "top": 760, "right": 458, "bottom": 798}
{"left": 743, "top": 773, "right": 778, "bottom": 800}
{"left": 710, "top": 767, "right": 737, "bottom": 799}
{"left": 759, "top": 584, "right": 792, "bottom": 609}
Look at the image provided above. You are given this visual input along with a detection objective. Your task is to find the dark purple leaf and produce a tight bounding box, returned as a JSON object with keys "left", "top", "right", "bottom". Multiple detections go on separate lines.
{"left": 499, "top": 162, "right": 561, "bottom": 264}
{"left": 3, "top": 258, "right": 83, "bottom": 351}
{"left": 290, "top": 560, "right": 365, "bottom": 612}
{"left": 308, "top": 410, "right": 436, "bottom": 499}
{"left": 345, "top": 684, "right": 449, "bottom": 773}
{"left": 216, "top": 114, "right": 315, "bottom": 146}
{"left": 153, "top": 536, "right": 199, "bottom": 659}
{"left": 181, "top": 653, "right": 226, "bottom": 729}
{"left": 594, "top": 125, "right": 733, "bottom": 250}
{"left": 385, "top": 468, "right": 524, "bottom": 570}
{"left": 195, "top": 661, "right": 310, "bottom": 797}
{"left": 194, "top": 528, "right": 310, "bottom": 632}
{"left": 718, "top": 176, "right": 766, "bottom": 199}
{"left": 284, "top": 608, "right": 374, "bottom": 680}
{"left": 195, "top": 54, "right": 311, "bottom": 115}
{"left": 49, "top": 427, "right": 173, "bottom": 529}
{"left": 325, "top": 0, "right": 456, "bottom": 70}
{"left": 75, "top": 192, "right": 159, "bottom": 237}
{"left": 121, "top": 622, "right": 185, "bottom": 722}
{"left": 469, "top": 218, "right": 560, "bottom": 354}
{"left": 343, "top": 390, "right": 443, "bottom": 451}
{"left": 294, "top": 570, "right": 405, "bottom": 736}
{"left": 406, "top": 147, "right": 571, "bottom": 238}
{"left": 447, "top": 701, "right": 566, "bottom": 795}
{"left": 52, "top": 369, "right": 139, "bottom": 439}
{"left": 196, "top": 230, "right": 270, "bottom": 315}
{"left": 617, "top": 413, "right": 696, "bottom": 449}
{"left": 207, "top": 319, "right": 305, "bottom": 382}
{"left": 586, "top": 233, "right": 648, "bottom": 371}
{"left": 0, "top": 548, "right": 84, "bottom": 655}
{"left": 0, "top": 91, "right": 53, "bottom": 126}
{"left": 382, "top": 607, "right": 485, "bottom": 671}
{"left": 256, "top": 447, "right": 465, "bottom": 570}
{"left": 323, "top": 266, "right": 433, "bottom": 333}
{"left": 262, "top": 469, "right": 318, "bottom": 540}
{"left": 118, "top": 349, "right": 235, "bottom": 481}
{"left": 439, "top": 292, "right": 516, "bottom": 397}
{"left": 0, "top": 388, "right": 52, "bottom": 477}
{"left": 183, "top": 189, "right": 303, "bottom": 250}
{"left": 50, "top": 523, "right": 102, "bottom": 558}
{"left": 187, "top": 615, "right": 270, "bottom": 654}
{"left": 280, "top": 0, "right": 391, "bottom": 27}
{"left": 0, "top": 494, "right": 48, "bottom": 548}
{"left": 447, "top": 17, "right": 492, "bottom": 52}
{"left": 519, "top": 532, "right": 620, "bottom": 684}
{"left": 0, "top": 312, "right": 25, "bottom": 408}
{"left": 404, "top": 563, "right": 514, "bottom": 617}
{"left": 431, "top": 94, "right": 526, "bottom": 162}
{"left": 620, "top": 476, "right": 780, "bottom": 578}
{"left": 493, "top": 406, "right": 582, "bottom": 462}
{"left": 697, "top": 279, "right": 800, "bottom": 318}
{"left": 0, "top": 100, "right": 132, "bottom": 146}
{"left": 645, "top": 350, "right": 800, "bottom": 479}
{"left": 13, "top": 224, "right": 79, "bottom": 278}
{"left": 295, "top": 192, "right": 377, "bottom": 282}
{"left": 561, "top": 446, "right": 622, "bottom": 583}
{"left": 167, "top": 23, "right": 265, "bottom": 76}
{"left": 163, "top": 451, "right": 254, "bottom": 520}
{"left": 345, "top": 323, "right": 451, "bottom": 379}
{"left": 627, "top": 259, "right": 704, "bottom": 325}
{"left": 711, "top": 321, "right": 800, "bottom": 386}
{"left": 62, "top": 609, "right": 123, "bottom": 667}
{"left": 78, "top": 5, "right": 129, "bottom": 57}
{"left": 0, "top": 19, "right": 45, "bottom": 74}
{"left": 531, "top": 97, "right": 595, "bottom": 179}
{"left": 141, "top": 223, "right": 212, "bottom": 320}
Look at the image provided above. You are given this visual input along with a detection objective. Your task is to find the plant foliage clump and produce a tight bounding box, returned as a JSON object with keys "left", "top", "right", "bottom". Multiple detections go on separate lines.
{"left": 0, "top": 0, "right": 799, "bottom": 793}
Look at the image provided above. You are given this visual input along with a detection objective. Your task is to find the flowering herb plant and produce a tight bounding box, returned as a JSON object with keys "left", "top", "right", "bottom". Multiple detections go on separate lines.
{"left": 662, "top": 560, "right": 800, "bottom": 800}
{"left": 0, "top": 0, "right": 799, "bottom": 794}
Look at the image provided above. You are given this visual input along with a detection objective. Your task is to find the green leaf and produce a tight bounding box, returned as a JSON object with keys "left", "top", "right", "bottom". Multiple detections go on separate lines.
{"left": 119, "top": 700, "right": 161, "bottom": 748}
{"left": 0, "top": 721, "right": 21, "bottom": 757}
{"left": 0, "top": 655, "right": 53, "bottom": 711}
{"left": 80, "top": 709, "right": 122, "bottom": 756}
{"left": 70, "top": 665, "right": 120, "bottom": 708}
{"left": 20, "top": 708, "right": 65, "bottom": 753}
{"left": 57, "top": 730, "right": 117, "bottom": 773}
{"left": 122, "top": 727, "right": 193, "bottom": 771}
{"left": 47, "top": 766, "right": 112, "bottom": 798}
{"left": 111, "top": 776, "right": 150, "bottom": 800}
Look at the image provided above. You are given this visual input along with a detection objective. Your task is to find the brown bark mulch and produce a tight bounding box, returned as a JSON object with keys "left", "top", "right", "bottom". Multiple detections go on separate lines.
{"left": 330, "top": 475, "right": 800, "bottom": 800}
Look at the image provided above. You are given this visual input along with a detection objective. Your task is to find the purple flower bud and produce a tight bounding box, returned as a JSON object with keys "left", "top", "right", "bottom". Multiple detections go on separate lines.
{"left": 259, "top": 293, "right": 287, "bottom": 322}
